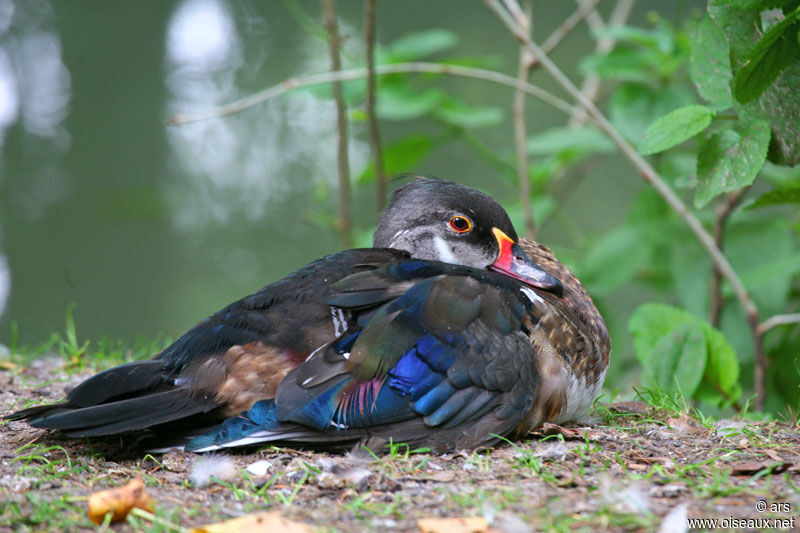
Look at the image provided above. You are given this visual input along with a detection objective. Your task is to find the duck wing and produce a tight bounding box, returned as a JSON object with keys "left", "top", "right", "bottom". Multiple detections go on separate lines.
{"left": 5, "top": 249, "right": 410, "bottom": 438}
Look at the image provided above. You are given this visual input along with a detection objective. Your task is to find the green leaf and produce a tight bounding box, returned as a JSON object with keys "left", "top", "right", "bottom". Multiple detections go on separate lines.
{"left": 591, "top": 24, "right": 674, "bottom": 52}
{"left": 629, "top": 303, "right": 741, "bottom": 405}
{"left": 578, "top": 225, "right": 651, "bottom": 295}
{"left": 747, "top": 187, "right": 800, "bottom": 208}
{"left": 751, "top": 61, "right": 800, "bottom": 166}
{"left": 579, "top": 46, "right": 661, "bottom": 82}
{"left": 609, "top": 84, "right": 695, "bottom": 142}
{"left": 375, "top": 84, "right": 444, "bottom": 120}
{"left": 733, "top": 9, "right": 800, "bottom": 103}
{"left": 526, "top": 126, "right": 614, "bottom": 156}
{"left": 433, "top": 101, "right": 503, "bottom": 129}
{"left": 695, "top": 323, "right": 741, "bottom": 406}
{"left": 759, "top": 161, "right": 800, "bottom": 187}
{"left": 729, "top": 0, "right": 800, "bottom": 12}
{"left": 639, "top": 105, "right": 715, "bottom": 155}
{"left": 642, "top": 322, "right": 707, "bottom": 397}
{"left": 690, "top": 14, "right": 733, "bottom": 109}
{"left": 694, "top": 118, "right": 770, "bottom": 207}
{"left": 386, "top": 29, "right": 459, "bottom": 62}
{"left": 725, "top": 216, "right": 798, "bottom": 316}
{"left": 505, "top": 195, "right": 557, "bottom": 231}
{"left": 630, "top": 303, "right": 688, "bottom": 365}
{"left": 708, "top": 0, "right": 762, "bottom": 63}
{"left": 357, "top": 134, "right": 437, "bottom": 184}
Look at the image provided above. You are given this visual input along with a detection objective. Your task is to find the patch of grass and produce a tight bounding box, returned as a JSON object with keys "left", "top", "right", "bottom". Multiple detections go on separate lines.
{"left": 536, "top": 503, "right": 658, "bottom": 532}
{"left": 276, "top": 461, "right": 320, "bottom": 508}
{"left": 345, "top": 491, "right": 408, "bottom": 522}
{"left": 362, "top": 438, "right": 432, "bottom": 474}
{"left": 11, "top": 443, "right": 94, "bottom": 487}
{"left": 0, "top": 493, "right": 93, "bottom": 531}
{"left": 5, "top": 307, "right": 171, "bottom": 373}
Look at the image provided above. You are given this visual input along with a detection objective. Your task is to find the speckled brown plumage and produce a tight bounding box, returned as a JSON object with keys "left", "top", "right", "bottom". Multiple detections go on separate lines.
{"left": 512, "top": 239, "right": 610, "bottom": 436}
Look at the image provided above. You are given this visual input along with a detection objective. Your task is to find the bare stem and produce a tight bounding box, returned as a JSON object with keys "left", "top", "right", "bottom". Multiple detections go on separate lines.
{"left": 570, "top": 0, "right": 633, "bottom": 126}
{"left": 364, "top": 0, "right": 386, "bottom": 217}
{"left": 539, "top": 0, "right": 602, "bottom": 56}
{"left": 485, "top": 0, "right": 766, "bottom": 409}
{"left": 709, "top": 189, "right": 747, "bottom": 327}
{"left": 514, "top": 0, "right": 535, "bottom": 238}
{"left": 168, "top": 63, "right": 585, "bottom": 127}
{"left": 322, "top": 0, "right": 352, "bottom": 247}
{"left": 759, "top": 313, "right": 800, "bottom": 335}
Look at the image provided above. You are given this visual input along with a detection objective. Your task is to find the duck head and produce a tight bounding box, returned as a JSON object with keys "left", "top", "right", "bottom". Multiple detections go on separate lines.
{"left": 373, "top": 177, "right": 563, "bottom": 296}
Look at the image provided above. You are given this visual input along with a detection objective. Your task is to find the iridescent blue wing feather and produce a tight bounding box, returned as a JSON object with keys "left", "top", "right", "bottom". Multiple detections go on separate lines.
{"left": 187, "top": 261, "right": 540, "bottom": 452}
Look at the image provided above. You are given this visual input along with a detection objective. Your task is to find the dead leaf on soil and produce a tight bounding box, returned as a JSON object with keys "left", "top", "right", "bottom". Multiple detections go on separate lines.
{"left": 417, "top": 516, "right": 490, "bottom": 533}
{"left": 729, "top": 460, "right": 792, "bottom": 476}
{"left": 87, "top": 477, "right": 152, "bottom": 525}
{"left": 667, "top": 413, "right": 705, "bottom": 436}
{"left": 191, "top": 511, "right": 313, "bottom": 533}
{"left": 529, "top": 422, "right": 598, "bottom": 441}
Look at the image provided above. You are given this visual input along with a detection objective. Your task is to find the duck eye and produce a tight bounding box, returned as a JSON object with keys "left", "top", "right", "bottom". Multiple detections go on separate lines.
{"left": 448, "top": 216, "right": 472, "bottom": 233}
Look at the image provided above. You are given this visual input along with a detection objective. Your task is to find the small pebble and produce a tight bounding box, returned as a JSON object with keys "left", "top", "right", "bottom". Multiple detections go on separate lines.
{"left": 246, "top": 460, "right": 273, "bottom": 477}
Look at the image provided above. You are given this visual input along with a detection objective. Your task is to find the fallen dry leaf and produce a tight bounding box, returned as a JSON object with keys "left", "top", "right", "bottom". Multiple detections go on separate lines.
{"left": 87, "top": 477, "right": 152, "bottom": 525}
{"left": 529, "top": 422, "right": 598, "bottom": 441}
{"left": 417, "top": 516, "right": 489, "bottom": 533}
{"left": 192, "top": 511, "right": 313, "bottom": 533}
{"left": 729, "top": 460, "right": 791, "bottom": 476}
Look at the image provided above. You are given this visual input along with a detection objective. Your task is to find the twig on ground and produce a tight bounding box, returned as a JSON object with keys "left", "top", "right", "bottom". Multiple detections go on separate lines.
{"left": 484, "top": 0, "right": 767, "bottom": 410}
{"left": 322, "top": 0, "right": 353, "bottom": 247}
{"left": 709, "top": 189, "right": 747, "bottom": 327}
{"left": 364, "top": 0, "right": 386, "bottom": 216}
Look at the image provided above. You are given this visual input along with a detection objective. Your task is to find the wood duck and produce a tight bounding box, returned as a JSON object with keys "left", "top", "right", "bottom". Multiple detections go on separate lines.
{"left": 7, "top": 178, "right": 609, "bottom": 453}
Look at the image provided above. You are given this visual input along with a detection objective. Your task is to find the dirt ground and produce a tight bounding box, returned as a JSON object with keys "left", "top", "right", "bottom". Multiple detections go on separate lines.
{"left": 1, "top": 357, "right": 799, "bottom": 532}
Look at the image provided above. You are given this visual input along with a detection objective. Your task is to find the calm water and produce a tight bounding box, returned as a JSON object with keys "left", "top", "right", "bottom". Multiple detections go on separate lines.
{"left": 0, "top": 0, "right": 697, "bottom": 346}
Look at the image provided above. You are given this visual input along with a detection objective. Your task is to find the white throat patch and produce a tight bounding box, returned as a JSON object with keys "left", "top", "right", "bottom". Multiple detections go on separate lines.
{"left": 433, "top": 236, "right": 457, "bottom": 263}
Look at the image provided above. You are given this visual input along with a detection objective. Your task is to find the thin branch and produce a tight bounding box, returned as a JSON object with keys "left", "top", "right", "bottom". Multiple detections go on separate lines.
{"left": 514, "top": 0, "right": 535, "bottom": 238}
{"left": 168, "top": 63, "right": 587, "bottom": 127}
{"left": 759, "top": 313, "right": 800, "bottom": 335}
{"left": 709, "top": 189, "right": 747, "bottom": 327}
{"left": 364, "top": 0, "right": 386, "bottom": 217}
{"left": 484, "top": 0, "right": 767, "bottom": 409}
{"left": 539, "top": 0, "right": 602, "bottom": 55}
{"left": 570, "top": 0, "right": 634, "bottom": 126}
{"left": 322, "top": 0, "right": 352, "bottom": 247}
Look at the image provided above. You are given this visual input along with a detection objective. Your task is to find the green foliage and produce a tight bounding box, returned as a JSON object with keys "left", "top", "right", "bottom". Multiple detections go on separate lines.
{"left": 610, "top": 84, "right": 695, "bottom": 143}
{"left": 747, "top": 187, "right": 800, "bottom": 208}
{"left": 526, "top": 125, "right": 614, "bottom": 156}
{"left": 380, "top": 29, "right": 459, "bottom": 62}
{"left": 708, "top": 0, "right": 800, "bottom": 166}
{"left": 358, "top": 134, "right": 439, "bottom": 184}
{"left": 690, "top": 14, "right": 733, "bottom": 109}
{"left": 732, "top": 6, "right": 800, "bottom": 103}
{"left": 638, "top": 105, "right": 715, "bottom": 155}
{"left": 629, "top": 304, "right": 741, "bottom": 407}
{"left": 561, "top": 2, "right": 797, "bottom": 414}
{"left": 694, "top": 117, "right": 770, "bottom": 207}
